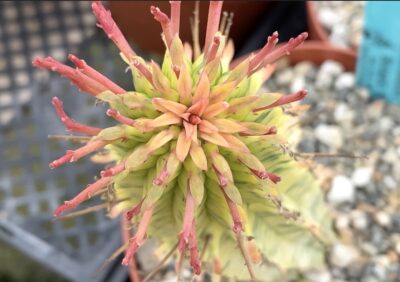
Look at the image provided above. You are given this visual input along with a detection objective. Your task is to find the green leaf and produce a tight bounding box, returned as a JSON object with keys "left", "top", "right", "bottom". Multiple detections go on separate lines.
{"left": 189, "top": 172, "right": 205, "bottom": 206}
{"left": 223, "top": 182, "right": 243, "bottom": 205}
{"left": 97, "top": 126, "right": 125, "bottom": 141}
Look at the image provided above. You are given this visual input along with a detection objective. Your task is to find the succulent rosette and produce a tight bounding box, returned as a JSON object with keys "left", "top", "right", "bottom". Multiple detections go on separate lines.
{"left": 33, "top": 1, "right": 335, "bottom": 281}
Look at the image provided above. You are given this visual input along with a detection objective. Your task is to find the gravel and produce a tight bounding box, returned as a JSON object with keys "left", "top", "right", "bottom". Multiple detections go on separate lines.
{"left": 263, "top": 55, "right": 400, "bottom": 281}
{"left": 314, "top": 1, "right": 365, "bottom": 49}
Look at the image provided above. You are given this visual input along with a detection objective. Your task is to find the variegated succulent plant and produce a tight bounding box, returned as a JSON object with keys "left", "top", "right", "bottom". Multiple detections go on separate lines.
{"left": 33, "top": 1, "right": 335, "bottom": 281}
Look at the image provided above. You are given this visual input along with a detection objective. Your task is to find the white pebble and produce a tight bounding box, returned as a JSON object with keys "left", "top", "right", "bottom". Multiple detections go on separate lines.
{"left": 328, "top": 175, "right": 355, "bottom": 205}
{"left": 351, "top": 167, "right": 373, "bottom": 187}
{"left": 350, "top": 210, "right": 369, "bottom": 230}
{"left": 275, "top": 69, "right": 293, "bottom": 86}
{"left": 335, "top": 72, "right": 356, "bottom": 91}
{"left": 315, "top": 125, "right": 343, "bottom": 149}
{"left": 334, "top": 103, "right": 354, "bottom": 124}
{"left": 383, "top": 176, "right": 397, "bottom": 190}
{"left": 330, "top": 244, "right": 359, "bottom": 267}
{"left": 374, "top": 211, "right": 391, "bottom": 227}
{"left": 335, "top": 213, "right": 350, "bottom": 230}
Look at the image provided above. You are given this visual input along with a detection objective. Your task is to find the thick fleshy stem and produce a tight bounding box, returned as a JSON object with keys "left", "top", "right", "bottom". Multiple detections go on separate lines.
{"left": 178, "top": 188, "right": 195, "bottom": 252}
{"left": 126, "top": 198, "right": 145, "bottom": 221}
{"left": 169, "top": 1, "right": 181, "bottom": 36}
{"left": 92, "top": 1, "right": 136, "bottom": 61}
{"left": 33, "top": 56, "right": 107, "bottom": 96}
{"left": 258, "top": 32, "right": 308, "bottom": 70}
{"left": 132, "top": 60, "right": 153, "bottom": 83}
{"left": 248, "top": 31, "right": 279, "bottom": 72}
{"left": 122, "top": 207, "right": 154, "bottom": 266}
{"left": 204, "top": 1, "right": 223, "bottom": 53}
{"left": 54, "top": 176, "right": 112, "bottom": 216}
{"left": 100, "top": 162, "right": 126, "bottom": 177}
{"left": 52, "top": 97, "right": 102, "bottom": 135}
{"left": 189, "top": 222, "right": 201, "bottom": 275}
{"left": 49, "top": 140, "right": 109, "bottom": 169}
{"left": 221, "top": 189, "right": 243, "bottom": 234}
{"left": 206, "top": 35, "right": 220, "bottom": 63}
{"left": 253, "top": 90, "right": 308, "bottom": 112}
{"left": 106, "top": 109, "right": 136, "bottom": 127}
{"left": 68, "top": 54, "right": 126, "bottom": 95}
{"left": 150, "top": 6, "right": 173, "bottom": 48}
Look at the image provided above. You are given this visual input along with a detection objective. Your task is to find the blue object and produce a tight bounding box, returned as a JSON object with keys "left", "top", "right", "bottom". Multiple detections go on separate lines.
{"left": 356, "top": 1, "right": 400, "bottom": 104}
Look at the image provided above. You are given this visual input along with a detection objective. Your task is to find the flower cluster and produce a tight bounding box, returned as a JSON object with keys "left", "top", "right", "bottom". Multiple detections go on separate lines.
{"left": 33, "top": 1, "right": 334, "bottom": 280}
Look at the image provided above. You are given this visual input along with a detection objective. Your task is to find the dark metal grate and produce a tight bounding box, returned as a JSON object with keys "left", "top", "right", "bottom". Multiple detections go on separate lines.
{"left": 0, "top": 1, "right": 133, "bottom": 281}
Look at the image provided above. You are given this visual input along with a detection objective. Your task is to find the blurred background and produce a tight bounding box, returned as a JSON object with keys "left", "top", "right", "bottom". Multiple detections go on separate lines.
{"left": 0, "top": 1, "right": 399, "bottom": 282}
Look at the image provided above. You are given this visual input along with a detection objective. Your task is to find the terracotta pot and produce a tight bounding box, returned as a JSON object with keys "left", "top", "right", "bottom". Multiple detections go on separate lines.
{"left": 305, "top": 1, "right": 329, "bottom": 43}
{"left": 287, "top": 41, "right": 357, "bottom": 71}
{"left": 108, "top": 1, "right": 272, "bottom": 55}
{"left": 109, "top": 1, "right": 357, "bottom": 71}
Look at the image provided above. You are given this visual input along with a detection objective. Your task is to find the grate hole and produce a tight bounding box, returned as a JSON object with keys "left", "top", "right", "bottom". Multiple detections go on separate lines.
{"left": 21, "top": 104, "right": 31, "bottom": 117}
{"left": 28, "top": 143, "right": 40, "bottom": 157}
{"left": 55, "top": 176, "right": 67, "bottom": 190}
{"left": 41, "top": 221, "right": 53, "bottom": 234}
{"left": 31, "top": 162, "right": 43, "bottom": 175}
{"left": 35, "top": 179, "right": 46, "bottom": 192}
{"left": 4, "top": 146, "right": 20, "bottom": 160}
{"left": 88, "top": 117, "right": 100, "bottom": 127}
{"left": 39, "top": 200, "right": 50, "bottom": 213}
{"left": 48, "top": 140, "right": 61, "bottom": 152}
{"left": 87, "top": 231, "right": 98, "bottom": 246}
{"left": 11, "top": 184, "right": 27, "bottom": 197}
{"left": 76, "top": 173, "right": 89, "bottom": 186}
{"left": 0, "top": 189, "right": 4, "bottom": 202}
{"left": 10, "top": 166, "right": 22, "bottom": 177}
{"left": 66, "top": 235, "right": 80, "bottom": 250}
{"left": 82, "top": 213, "right": 97, "bottom": 225}
{"left": 24, "top": 124, "right": 36, "bottom": 137}
{"left": 16, "top": 204, "right": 29, "bottom": 216}
{"left": 61, "top": 218, "right": 76, "bottom": 229}
{"left": 2, "top": 128, "right": 16, "bottom": 141}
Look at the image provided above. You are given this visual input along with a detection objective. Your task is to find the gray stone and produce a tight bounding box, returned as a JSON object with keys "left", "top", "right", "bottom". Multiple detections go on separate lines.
{"left": 383, "top": 176, "right": 397, "bottom": 190}
{"left": 360, "top": 242, "right": 378, "bottom": 256}
{"left": 328, "top": 175, "right": 355, "bottom": 204}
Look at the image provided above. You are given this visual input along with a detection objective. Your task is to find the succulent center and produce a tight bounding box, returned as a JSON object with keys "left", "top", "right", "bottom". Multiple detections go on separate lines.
{"left": 188, "top": 113, "right": 202, "bottom": 125}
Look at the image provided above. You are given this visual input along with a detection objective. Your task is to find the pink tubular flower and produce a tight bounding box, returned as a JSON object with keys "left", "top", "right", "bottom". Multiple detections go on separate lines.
{"left": 91, "top": 1, "right": 136, "bottom": 60}
{"left": 52, "top": 97, "right": 102, "bottom": 135}
{"left": 150, "top": 5, "right": 173, "bottom": 47}
{"left": 68, "top": 54, "right": 126, "bottom": 94}
{"left": 204, "top": 1, "right": 223, "bottom": 52}
{"left": 32, "top": 56, "right": 107, "bottom": 96}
